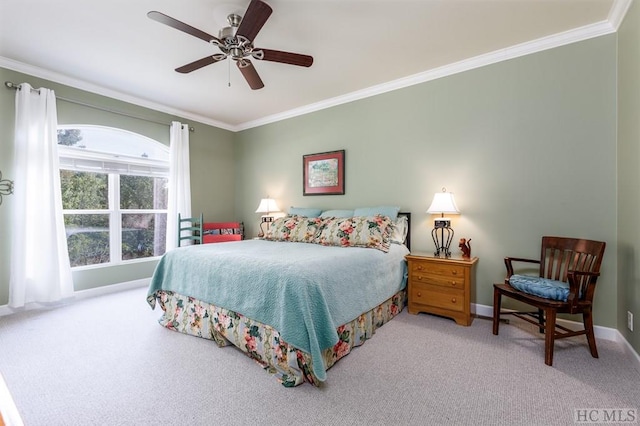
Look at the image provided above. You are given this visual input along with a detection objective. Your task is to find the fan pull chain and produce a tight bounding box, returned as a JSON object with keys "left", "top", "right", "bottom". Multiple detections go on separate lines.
{"left": 228, "top": 59, "right": 231, "bottom": 88}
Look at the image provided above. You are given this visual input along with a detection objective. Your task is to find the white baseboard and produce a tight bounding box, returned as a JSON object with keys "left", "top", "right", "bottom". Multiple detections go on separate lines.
{"left": 73, "top": 278, "right": 150, "bottom": 300}
{"left": 0, "top": 278, "right": 150, "bottom": 317}
{"left": 473, "top": 302, "right": 640, "bottom": 373}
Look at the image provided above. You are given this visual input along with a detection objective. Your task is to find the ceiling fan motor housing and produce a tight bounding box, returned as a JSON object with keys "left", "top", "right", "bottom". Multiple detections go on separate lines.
{"left": 218, "top": 25, "right": 236, "bottom": 41}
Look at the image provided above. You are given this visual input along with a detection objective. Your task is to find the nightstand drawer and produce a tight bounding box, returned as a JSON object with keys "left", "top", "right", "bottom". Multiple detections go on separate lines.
{"left": 410, "top": 284, "right": 465, "bottom": 313}
{"left": 411, "top": 262, "right": 465, "bottom": 279}
{"left": 405, "top": 255, "right": 478, "bottom": 326}
{"left": 411, "top": 273, "right": 465, "bottom": 290}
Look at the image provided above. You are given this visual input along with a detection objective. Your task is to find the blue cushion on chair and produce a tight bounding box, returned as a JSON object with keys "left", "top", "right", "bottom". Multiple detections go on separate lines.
{"left": 508, "top": 274, "right": 570, "bottom": 302}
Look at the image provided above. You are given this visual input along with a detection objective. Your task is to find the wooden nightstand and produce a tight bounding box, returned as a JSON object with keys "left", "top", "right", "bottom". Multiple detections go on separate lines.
{"left": 405, "top": 254, "right": 478, "bottom": 326}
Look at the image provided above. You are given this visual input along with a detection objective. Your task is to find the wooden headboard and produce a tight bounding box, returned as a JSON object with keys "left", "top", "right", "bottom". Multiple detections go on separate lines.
{"left": 398, "top": 212, "right": 411, "bottom": 252}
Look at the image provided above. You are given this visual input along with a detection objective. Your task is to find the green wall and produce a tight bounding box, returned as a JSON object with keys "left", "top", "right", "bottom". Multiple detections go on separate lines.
{"left": 0, "top": 67, "right": 236, "bottom": 301}
{"left": 2, "top": 27, "right": 636, "bottom": 354}
{"left": 617, "top": 0, "right": 640, "bottom": 352}
{"left": 235, "top": 35, "right": 619, "bottom": 327}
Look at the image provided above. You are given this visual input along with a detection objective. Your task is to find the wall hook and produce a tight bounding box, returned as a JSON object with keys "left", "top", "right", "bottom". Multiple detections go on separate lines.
{"left": 0, "top": 170, "right": 14, "bottom": 206}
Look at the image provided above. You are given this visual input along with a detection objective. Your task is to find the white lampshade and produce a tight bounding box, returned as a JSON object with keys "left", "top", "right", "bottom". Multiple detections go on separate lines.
{"left": 426, "top": 191, "right": 460, "bottom": 215}
{"left": 255, "top": 198, "right": 281, "bottom": 214}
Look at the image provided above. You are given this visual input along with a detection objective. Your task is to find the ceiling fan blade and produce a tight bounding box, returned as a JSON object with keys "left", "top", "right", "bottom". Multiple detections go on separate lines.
{"left": 176, "top": 56, "right": 224, "bottom": 73}
{"left": 236, "top": 0, "right": 273, "bottom": 42}
{"left": 237, "top": 60, "right": 264, "bottom": 90}
{"left": 148, "top": 11, "right": 221, "bottom": 44}
{"left": 256, "top": 49, "right": 313, "bottom": 67}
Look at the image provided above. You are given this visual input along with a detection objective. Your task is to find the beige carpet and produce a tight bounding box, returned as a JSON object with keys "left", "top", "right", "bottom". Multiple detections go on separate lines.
{"left": 0, "top": 286, "right": 638, "bottom": 426}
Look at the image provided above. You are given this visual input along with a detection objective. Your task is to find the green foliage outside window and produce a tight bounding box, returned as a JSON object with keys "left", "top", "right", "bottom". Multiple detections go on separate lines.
{"left": 120, "top": 175, "right": 167, "bottom": 210}
{"left": 60, "top": 170, "right": 108, "bottom": 211}
{"left": 64, "top": 214, "right": 110, "bottom": 267}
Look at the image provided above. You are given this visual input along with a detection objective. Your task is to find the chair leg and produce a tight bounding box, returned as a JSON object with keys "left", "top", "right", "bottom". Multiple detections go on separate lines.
{"left": 537, "top": 308, "right": 544, "bottom": 334}
{"left": 492, "top": 288, "right": 501, "bottom": 335}
{"left": 583, "top": 309, "right": 599, "bottom": 359}
{"left": 544, "top": 308, "right": 556, "bottom": 366}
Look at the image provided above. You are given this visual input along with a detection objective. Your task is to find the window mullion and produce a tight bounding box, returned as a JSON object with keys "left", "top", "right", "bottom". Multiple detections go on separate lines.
{"left": 62, "top": 209, "right": 109, "bottom": 215}
{"left": 110, "top": 174, "right": 121, "bottom": 263}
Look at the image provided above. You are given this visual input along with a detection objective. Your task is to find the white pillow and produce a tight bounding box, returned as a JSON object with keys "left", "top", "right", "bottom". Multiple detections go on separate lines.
{"left": 390, "top": 215, "right": 408, "bottom": 245}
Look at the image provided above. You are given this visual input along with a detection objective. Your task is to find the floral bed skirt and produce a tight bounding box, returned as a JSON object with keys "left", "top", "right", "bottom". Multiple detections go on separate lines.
{"left": 151, "top": 288, "right": 406, "bottom": 387}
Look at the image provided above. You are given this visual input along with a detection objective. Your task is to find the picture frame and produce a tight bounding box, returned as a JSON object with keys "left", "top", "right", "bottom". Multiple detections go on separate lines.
{"left": 303, "top": 150, "right": 345, "bottom": 196}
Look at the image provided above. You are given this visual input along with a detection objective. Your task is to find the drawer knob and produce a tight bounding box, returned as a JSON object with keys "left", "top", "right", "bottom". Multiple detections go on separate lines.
{"left": 452, "top": 270, "right": 458, "bottom": 275}
{"left": 417, "top": 265, "right": 424, "bottom": 271}
{"left": 417, "top": 292, "right": 422, "bottom": 297}
{"left": 417, "top": 275, "right": 423, "bottom": 281}
{"left": 451, "top": 298, "right": 457, "bottom": 303}
{"left": 451, "top": 281, "right": 457, "bottom": 286}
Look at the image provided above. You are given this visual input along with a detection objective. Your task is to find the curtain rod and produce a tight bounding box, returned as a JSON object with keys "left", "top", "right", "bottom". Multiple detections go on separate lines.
{"left": 4, "top": 81, "right": 194, "bottom": 132}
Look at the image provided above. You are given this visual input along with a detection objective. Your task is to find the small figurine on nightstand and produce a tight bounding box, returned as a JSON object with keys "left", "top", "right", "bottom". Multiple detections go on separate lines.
{"left": 459, "top": 238, "right": 472, "bottom": 259}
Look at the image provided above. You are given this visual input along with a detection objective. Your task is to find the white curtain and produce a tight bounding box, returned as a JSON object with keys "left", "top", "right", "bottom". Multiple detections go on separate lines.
{"left": 165, "top": 121, "right": 192, "bottom": 251}
{"left": 9, "top": 83, "right": 73, "bottom": 308}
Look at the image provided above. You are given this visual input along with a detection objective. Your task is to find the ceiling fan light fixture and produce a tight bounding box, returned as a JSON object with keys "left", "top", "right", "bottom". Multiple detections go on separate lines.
{"left": 148, "top": 0, "right": 313, "bottom": 90}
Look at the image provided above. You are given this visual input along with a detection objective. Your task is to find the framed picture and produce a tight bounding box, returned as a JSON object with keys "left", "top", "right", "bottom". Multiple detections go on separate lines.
{"left": 303, "top": 150, "right": 345, "bottom": 195}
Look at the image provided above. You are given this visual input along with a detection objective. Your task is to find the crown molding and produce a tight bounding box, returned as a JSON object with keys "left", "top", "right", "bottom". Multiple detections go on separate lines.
{"left": 609, "top": 0, "right": 634, "bottom": 30}
{"left": 2, "top": 8, "right": 624, "bottom": 133}
{"left": 237, "top": 19, "right": 616, "bottom": 131}
{"left": 0, "top": 57, "right": 235, "bottom": 132}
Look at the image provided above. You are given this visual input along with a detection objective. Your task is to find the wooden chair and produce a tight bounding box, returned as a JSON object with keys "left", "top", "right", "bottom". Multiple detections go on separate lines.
{"left": 177, "top": 213, "right": 203, "bottom": 247}
{"left": 492, "top": 236, "right": 606, "bottom": 366}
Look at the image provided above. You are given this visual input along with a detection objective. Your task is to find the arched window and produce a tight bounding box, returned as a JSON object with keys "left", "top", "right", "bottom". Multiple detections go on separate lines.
{"left": 57, "top": 125, "right": 169, "bottom": 268}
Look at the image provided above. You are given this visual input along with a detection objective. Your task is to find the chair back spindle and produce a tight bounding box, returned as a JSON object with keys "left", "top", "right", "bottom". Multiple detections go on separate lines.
{"left": 539, "top": 237, "right": 605, "bottom": 303}
{"left": 178, "top": 213, "right": 204, "bottom": 247}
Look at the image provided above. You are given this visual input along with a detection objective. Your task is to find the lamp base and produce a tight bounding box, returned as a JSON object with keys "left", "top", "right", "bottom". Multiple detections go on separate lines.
{"left": 431, "top": 225, "right": 454, "bottom": 258}
{"left": 259, "top": 216, "right": 274, "bottom": 237}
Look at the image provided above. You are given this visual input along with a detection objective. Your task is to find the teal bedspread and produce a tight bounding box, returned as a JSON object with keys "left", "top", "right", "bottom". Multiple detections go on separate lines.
{"left": 147, "top": 239, "right": 409, "bottom": 381}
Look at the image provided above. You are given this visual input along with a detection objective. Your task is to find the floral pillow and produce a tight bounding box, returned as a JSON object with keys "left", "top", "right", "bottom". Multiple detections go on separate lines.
{"left": 265, "top": 216, "right": 323, "bottom": 243}
{"left": 316, "top": 215, "right": 393, "bottom": 252}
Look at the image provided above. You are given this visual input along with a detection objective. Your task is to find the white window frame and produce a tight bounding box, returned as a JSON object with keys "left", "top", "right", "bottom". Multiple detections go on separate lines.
{"left": 58, "top": 125, "right": 170, "bottom": 270}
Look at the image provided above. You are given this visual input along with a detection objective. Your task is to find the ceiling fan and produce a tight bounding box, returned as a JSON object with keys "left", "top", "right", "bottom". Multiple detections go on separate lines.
{"left": 148, "top": 0, "right": 313, "bottom": 90}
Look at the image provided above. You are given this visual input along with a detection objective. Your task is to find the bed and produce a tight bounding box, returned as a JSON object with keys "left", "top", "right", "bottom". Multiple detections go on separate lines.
{"left": 147, "top": 211, "right": 410, "bottom": 387}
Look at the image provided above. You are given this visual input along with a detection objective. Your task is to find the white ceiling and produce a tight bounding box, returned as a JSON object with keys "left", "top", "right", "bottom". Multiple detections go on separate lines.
{"left": 0, "top": 0, "right": 626, "bottom": 131}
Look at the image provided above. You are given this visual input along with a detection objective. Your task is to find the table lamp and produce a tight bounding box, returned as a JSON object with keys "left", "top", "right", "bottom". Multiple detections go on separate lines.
{"left": 255, "top": 197, "right": 280, "bottom": 237}
{"left": 426, "top": 188, "right": 460, "bottom": 257}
